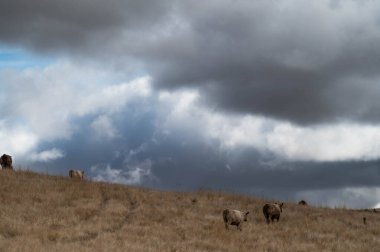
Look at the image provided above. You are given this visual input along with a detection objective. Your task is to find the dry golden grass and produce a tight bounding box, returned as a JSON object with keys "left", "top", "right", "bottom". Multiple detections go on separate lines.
{"left": 0, "top": 170, "right": 379, "bottom": 251}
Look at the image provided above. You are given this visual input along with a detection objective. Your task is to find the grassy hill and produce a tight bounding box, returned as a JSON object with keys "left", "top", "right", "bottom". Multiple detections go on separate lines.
{"left": 0, "top": 170, "right": 379, "bottom": 251}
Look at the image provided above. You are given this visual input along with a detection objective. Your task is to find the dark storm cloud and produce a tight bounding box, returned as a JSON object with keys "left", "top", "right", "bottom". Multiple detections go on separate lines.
{"left": 0, "top": 0, "right": 172, "bottom": 54}
{"left": 142, "top": 143, "right": 380, "bottom": 208}
{"left": 2, "top": 0, "right": 380, "bottom": 124}
{"left": 142, "top": 1, "right": 380, "bottom": 124}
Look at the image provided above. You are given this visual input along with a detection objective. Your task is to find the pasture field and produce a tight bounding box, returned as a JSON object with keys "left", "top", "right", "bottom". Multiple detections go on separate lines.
{"left": 0, "top": 170, "right": 379, "bottom": 251}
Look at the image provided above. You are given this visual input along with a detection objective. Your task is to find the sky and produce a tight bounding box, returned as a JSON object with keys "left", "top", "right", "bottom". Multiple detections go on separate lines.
{"left": 1, "top": 0, "right": 380, "bottom": 208}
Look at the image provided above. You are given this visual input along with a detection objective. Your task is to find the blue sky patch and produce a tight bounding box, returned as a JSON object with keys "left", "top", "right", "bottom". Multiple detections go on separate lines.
{"left": 0, "top": 47, "right": 53, "bottom": 69}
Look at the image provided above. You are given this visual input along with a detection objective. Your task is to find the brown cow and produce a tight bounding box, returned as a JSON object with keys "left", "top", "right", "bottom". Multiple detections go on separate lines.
{"left": 263, "top": 202, "right": 283, "bottom": 224}
{"left": 69, "top": 169, "right": 84, "bottom": 180}
{"left": 0, "top": 154, "right": 13, "bottom": 170}
{"left": 223, "top": 209, "right": 249, "bottom": 231}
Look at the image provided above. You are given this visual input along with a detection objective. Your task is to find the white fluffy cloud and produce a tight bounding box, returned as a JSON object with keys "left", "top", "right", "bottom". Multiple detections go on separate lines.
{"left": 76, "top": 76, "right": 151, "bottom": 116}
{"left": 157, "top": 89, "right": 380, "bottom": 162}
{"left": 2, "top": 63, "right": 151, "bottom": 139}
{"left": 91, "top": 160, "right": 155, "bottom": 185}
{"left": 209, "top": 117, "right": 380, "bottom": 162}
{"left": 0, "top": 62, "right": 151, "bottom": 162}
{"left": 29, "top": 148, "right": 65, "bottom": 162}
{"left": 91, "top": 115, "right": 120, "bottom": 140}
{"left": 0, "top": 122, "right": 38, "bottom": 156}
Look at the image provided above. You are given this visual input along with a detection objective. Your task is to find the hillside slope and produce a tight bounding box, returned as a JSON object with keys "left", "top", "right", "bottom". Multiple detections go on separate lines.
{"left": 0, "top": 170, "right": 379, "bottom": 251}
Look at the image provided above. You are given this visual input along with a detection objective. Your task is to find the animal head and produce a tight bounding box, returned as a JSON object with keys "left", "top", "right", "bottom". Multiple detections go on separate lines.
{"left": 275, "top": 202, "right": 284, "bottom": 212}
{"left": 244, "top": 211, "right": 250, "bottom": 221}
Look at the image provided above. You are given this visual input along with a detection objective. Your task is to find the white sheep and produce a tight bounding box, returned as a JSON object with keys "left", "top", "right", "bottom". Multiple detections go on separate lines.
{"left": 222, "top": 209, "right": 249, "bottom": 231}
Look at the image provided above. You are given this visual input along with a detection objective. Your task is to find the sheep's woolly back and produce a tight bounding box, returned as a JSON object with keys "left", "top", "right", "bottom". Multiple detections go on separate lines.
{"left": 223, "top": 209, "right": 248, "bottom": 226}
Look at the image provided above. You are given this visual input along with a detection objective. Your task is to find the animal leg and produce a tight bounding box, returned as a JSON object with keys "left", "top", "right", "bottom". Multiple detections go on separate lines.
{"left": 264, "top": 213, "right": 270, "bottom": 224}
{"left": 225, "top": 222, "right": 229, "bottom": 230}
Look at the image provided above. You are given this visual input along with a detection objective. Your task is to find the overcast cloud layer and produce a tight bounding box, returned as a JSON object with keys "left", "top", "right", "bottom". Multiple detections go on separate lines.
{"left": 1, "top": 0, "right": 380, "bottom": 208}
{"left": 2, "top": 0, "right": 380, "bottom": 124}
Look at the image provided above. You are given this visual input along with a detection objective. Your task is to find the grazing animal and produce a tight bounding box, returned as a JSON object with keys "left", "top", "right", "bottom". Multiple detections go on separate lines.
{"left": 263, "top": 202, "right": 283, "bottom": 224}
{"left": 0, "top": 154, "right": 13, "bottom": 170}
{"left": 69, "top": 169, "right": 84, "bottom": 180}
{"left": 222, "top": 209, "right": 249, "bottom": 231}
{"left": 298, "top": 200, "right": 308, "bottom": 206}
